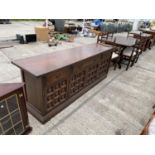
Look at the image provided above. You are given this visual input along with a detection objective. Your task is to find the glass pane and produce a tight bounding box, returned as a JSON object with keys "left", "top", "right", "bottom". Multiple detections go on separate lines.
{"left": 0, "top": 116, "right": 12, "bottom": 131}
{"left": 11, "top": 110, "right": 21, "bottom": 125}
{"left": 14, "top": 122, "right": 24, "bottom": 135}
{"left": 7, "top": 95, "right": 18, "bottom": 112}
{"left": 0, "top": 125, "right": 3, "bottom": 135}
{"left": 5, "top": 128, "right": 15, "bottom": 135}
{"left": 0, "top": 100, "right": 8, "bottom": 118}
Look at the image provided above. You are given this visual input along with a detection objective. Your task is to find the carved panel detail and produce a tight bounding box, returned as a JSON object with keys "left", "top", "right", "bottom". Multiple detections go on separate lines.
{"left": 46, "top": 80, "right": 68, "bottom": 111}
{"left": 69, "top": 71, "right": 86, "bottom": 96}
{"left": 45, "top": 51, "right": 112, "bottom": 113}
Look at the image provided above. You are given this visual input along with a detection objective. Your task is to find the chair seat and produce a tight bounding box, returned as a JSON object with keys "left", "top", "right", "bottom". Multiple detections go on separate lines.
{"left": 123, "top": 48, "right": 136, "bottom": 57}
{"left": 112, "top": 52, "right": 119, "bottom": 59}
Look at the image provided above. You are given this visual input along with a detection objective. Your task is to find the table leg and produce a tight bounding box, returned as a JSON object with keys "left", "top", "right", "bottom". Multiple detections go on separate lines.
{"left": 21, "top": 70, "right": 27, "bottom": 100}
{"left": 118, "top": 46, "right": 126, "bottom": 69}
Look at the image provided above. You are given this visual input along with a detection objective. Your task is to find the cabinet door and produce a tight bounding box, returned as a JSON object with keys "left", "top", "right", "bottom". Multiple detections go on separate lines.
{"left": 7, "top": 95, "right": 18, "bottom": 112}
{"left": 0, "top": 116, "right": 12, "bottom": 131}
{"left": 14, "top": 122, "right": 24, "bottom": 135}
{"left": 0, "top": 100, "right": 8, "bottom": 118}
{"left": 0, "top": 124, "right": 3, "bottom": 134}
{"left": 6, "top": 95, "right": 24, "bottom": 135}
{"left": 45, "top": 68, "right": 70, "bottom": 112}
{"left": 11, "top": 109, "right": 22, "bottom": 124}
{"left": 0, "top": 94, "right": 25, "bottom": 135}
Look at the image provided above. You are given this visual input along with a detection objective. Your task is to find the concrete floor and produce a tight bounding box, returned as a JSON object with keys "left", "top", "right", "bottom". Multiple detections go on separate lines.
{"left": 0, "top": 21, "right": 155, "bottom": 135}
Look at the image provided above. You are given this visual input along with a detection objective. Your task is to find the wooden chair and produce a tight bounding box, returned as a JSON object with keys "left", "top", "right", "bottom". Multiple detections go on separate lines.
{"left": 127, "top": 31, "right": 141, "bottom": 39}
{"left": 127, "top": 32, "right": 135, "bottom": 38}
{"left": 121, "top": 37, "right": 146, "bottom": 70}
{"left": 148, "top": 35, "right": 155, "bottom": 49}
{"left": 97, "top": 34, "right": 121, "bottom": 70}
{"left": 134, "top": 37, "right": 148, "bottom": 63}
{"left": 121, "top": 46, "right": 138, "bottom": 70}
{"left": 111, "top": 48, "right": 121, "bottom": 70}
{"left": 108, "top": 32, "right": 114, "bottom": 38}
{"left": 97, "top": 32, "right": 109, "bottom": 43}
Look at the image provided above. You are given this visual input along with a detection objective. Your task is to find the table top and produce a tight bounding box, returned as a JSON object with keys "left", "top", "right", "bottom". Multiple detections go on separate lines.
{"left": 106, "top": 36, "right": 136, "bottom": 47}
{"left": 0, "top": 83, "right": 24, "bottom": 97}
{"left": 12, "top": 43, "right": 113, "bottom": 77}
{"left": 140, "top": 28, "right": 155, "bottom": 34}
{"left": 130, "top": 31, "right": 151, "bottom": 38}
{"left": 141, "top": 33, "right": 152, "bottom": 37}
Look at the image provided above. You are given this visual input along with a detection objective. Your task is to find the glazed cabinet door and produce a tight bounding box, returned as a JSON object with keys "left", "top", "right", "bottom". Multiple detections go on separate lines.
{"left": 0, "top": 93, "right": 25, "bottom": 135}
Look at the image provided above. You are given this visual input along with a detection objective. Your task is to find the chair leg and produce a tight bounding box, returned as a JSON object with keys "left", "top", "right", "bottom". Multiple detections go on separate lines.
{"left": 130, "top": 59, "right": 135, "bottom": 67}
{"left": 126, "top": 60, "right": 131, "bottom": 71}
{"left": 114, "top": 63, "right": 117, "bottom": 70}
{"left": 135, "top": 54, "right": 139, "bottom": 63}
{"left": 113, "top": 59, "right": 117, "bottom": 70}
{"left": 118, "top": 63, "right": 121, "bottom": 69}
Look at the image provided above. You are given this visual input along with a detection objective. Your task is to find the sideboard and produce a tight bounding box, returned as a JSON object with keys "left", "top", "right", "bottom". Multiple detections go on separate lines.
{"left": 12, "top": 43, "right": 114, "bottom": 123}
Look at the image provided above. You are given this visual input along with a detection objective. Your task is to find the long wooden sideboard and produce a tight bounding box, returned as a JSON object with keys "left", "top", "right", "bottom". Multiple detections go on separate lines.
{"left": 12, "top": 43, "right": 114, "bottom": 123}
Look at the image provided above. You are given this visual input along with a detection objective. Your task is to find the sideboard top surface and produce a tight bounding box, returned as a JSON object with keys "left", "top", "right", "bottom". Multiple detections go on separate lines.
{"left": 0, "top": 83, "right": 24, "bottom": 97}
{"left": 12, "top": 43, "right": 113, "bottom": 77}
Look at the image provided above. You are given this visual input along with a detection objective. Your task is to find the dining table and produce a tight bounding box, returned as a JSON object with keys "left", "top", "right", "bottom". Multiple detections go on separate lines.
{"left": 103, "top": 36, "right": 137, "bottom": 68}
{"left": 139, "top": 28, "right": 155, "bottom": 35}
{"left": 129, "top": 31, "right": 152, "bottom": 50}
{"left": 139, "top": 28, "right": 155, "bottom": 45}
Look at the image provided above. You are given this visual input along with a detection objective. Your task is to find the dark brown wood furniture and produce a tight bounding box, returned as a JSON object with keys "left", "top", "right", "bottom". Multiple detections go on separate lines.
{"left": 12, "top": 44, "right": 114, "bottom": 123}
{"left": 120, "top": 35, "right": 149, "bottom": 70}
{"left": 128, "top": 31, "right": 152, "bottom": 51}
{"left": 140, "top": 28, "right": 155, "bottom": 36}
{"left": 0, "top": 83, "right": 32, "bottom": 135}
{"left": 111, "top": 51, "right": 120, "bottom": 70}
{"left": 121, "top": 45, "right": 138, "bottom": 70}
{"left": 97, "top": 33, "right": 122, "bottom": 70}
{"left": 97, "top": 32, "right": 113, "bottom": 44}
{"left": 139, "top": 33, "right": 151, "bottom": 51}
{"left": 99, "top": 36, "right": 137, "bottom": 70}
{"left": 105, "top": 36, "right": 137, "bottom": 47}
{"left": 140, "top": 28, "right": 155, "bottom": 47}
{"left": 141, "top": 112, "right": 155, "bottom": 135}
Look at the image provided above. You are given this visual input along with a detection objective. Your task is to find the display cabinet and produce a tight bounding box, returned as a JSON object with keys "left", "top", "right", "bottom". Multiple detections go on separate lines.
{"left": 0, "top": 83, "right": 32, "bottom": 135}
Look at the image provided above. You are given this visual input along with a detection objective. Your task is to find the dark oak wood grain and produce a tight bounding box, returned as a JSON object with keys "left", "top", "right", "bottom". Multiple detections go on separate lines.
{"left": 140, "top": 28, "right": 155, "bottom": 48}
{"left": 0, "top": 83, "right": 24, "bottom": 97}
{"left": 0, "top": 83, "right": 32, "bottom": 135}
{"left": 12, "top": 43, "right": 112, "bottom": 77}
{"left": 140, "top": 28, "right": 155, "bottom": 34}
{"left": 12, "top": 44, "right": 114, "bottom": 123}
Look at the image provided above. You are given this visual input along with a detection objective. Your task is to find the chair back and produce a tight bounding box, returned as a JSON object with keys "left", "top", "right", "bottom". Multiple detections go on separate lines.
{"left": 97, "top": 32, "right": 109, "bottom": 43}
{"left": 135, "top": 37, "right": 147, "bottom": 52}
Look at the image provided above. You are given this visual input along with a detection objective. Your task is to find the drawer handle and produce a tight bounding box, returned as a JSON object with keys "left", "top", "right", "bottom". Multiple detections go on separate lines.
{"left": 0, "top": 105, "right": 4, "bottom": 109}
{"left": 19, "top": 93, "right": 23, "bottom": 98}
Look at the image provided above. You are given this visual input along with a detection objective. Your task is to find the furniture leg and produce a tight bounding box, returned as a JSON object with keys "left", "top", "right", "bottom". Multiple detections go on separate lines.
{"left": 118, "top": 46, "right": 126, "bottom": 68}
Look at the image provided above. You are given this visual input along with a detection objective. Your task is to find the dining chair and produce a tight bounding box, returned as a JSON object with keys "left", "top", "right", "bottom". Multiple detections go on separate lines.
{"left": 148, "top": 35, "right": 155, "bottom": 49}
{"left": 121, "top": 46, "right": 138, "bottom": 70}
{"left": 127, "top": 31, "right": 141, "bottom": 38}
{"left": 97, "top": 32, "right": 109, "bottom": 43}
{"left": 121, "top": 36, "right": 147, "bottom": 70}
{"left": 111, "top": 47, "right": 121, "bottom": 70}
{"left": 134, "top": 37, "right": 148, "bottom": 62}
{"left": 97, "top": 34, "right": 121, "bottom": 70}
{"left": 127, "top": 32, "right": 135, "bottom": 38}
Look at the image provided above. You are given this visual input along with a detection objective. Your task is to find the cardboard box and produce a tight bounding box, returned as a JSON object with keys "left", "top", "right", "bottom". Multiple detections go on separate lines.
{"left": 35, "top": 26, "right": 49, "bottom": 42}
